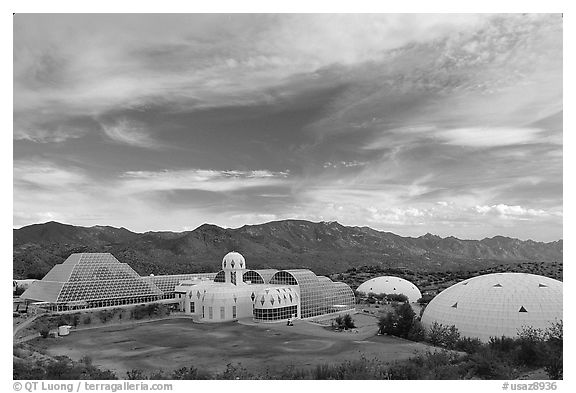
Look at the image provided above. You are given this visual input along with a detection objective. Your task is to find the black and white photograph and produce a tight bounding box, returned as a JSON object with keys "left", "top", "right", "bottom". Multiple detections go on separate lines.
{"left": 9, "top": 8, "right": 566, "bottom": 386}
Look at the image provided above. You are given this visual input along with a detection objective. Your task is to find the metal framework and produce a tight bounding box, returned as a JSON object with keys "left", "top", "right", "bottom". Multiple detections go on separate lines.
{"left": 270, "top": 270, "right": 355, "bottom": 318}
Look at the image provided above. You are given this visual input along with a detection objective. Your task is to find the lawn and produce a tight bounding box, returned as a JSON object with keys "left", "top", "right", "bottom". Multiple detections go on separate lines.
{"left": 33, "top": 318, "right": 430, "bottom": 376}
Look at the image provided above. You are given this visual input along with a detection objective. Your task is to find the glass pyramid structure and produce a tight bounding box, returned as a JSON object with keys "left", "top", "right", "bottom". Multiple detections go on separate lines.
{"left": 21, "top": 253, "right": 163, "bottom": 310}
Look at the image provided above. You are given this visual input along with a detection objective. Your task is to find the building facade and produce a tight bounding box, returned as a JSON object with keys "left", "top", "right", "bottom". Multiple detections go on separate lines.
{"left": 21, "top": 251, "right": 356, "bottom": 323}
{"left": 175, "top": 251, "right": 355, "bottom": 323}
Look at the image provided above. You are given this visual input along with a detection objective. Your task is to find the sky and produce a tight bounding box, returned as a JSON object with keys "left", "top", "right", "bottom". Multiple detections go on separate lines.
{"left": 13, "top": 13, "right": 563, "bottom": 241}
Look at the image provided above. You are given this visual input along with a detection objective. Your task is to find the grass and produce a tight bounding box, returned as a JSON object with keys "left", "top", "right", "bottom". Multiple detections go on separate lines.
{"left": 27, "top": 318, "right": 431, "bottom": 376}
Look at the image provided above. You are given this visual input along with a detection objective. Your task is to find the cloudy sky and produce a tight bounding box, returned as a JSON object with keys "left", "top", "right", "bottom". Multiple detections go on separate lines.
{"left": 13, "top": 14, "right": 563, "bottom": 241}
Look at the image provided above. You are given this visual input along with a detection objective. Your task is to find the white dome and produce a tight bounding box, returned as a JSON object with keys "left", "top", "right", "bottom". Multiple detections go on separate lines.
{"left": 357, "top": 276, "right": 422, "bottom": 302}
{"left": 421, "top": 273, "right": 563, "bottom": 342}
{"left": 254, "top": 286, "right": 298, "bottom": 309}
{"left": 222, "top": 251, "right": 246, "bottom": 270}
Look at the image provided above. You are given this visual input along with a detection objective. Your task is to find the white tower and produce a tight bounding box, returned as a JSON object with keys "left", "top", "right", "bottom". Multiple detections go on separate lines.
{"left": 222, "top": 251, "right": 246, "bottom": 285}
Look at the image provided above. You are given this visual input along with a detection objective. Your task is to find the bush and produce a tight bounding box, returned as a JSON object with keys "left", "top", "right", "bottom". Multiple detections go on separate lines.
{"left": 171, "top": 366, "right": 212, "bottom": 380}
{"left": 83, "top": 316, "right": 91, "bottom": 325}
{"left": 387, "top": 293, "right": 409, "bottom": 303}
{"left": 387, "top": 350, "right": 465, "bottom": 380}
{"left": 544, "top": 352, "right": 563, "bottom": 380}
{"left": 378, "top": 312, "right": 398, "bottom": 335}
{"left": 396, "top": 303, "right": 416, "bottom": 338}
{"left": 97, "top": 309, "right": 116, "bottom": 323}
{"left": 37, "top": 321, "right": 51, "bottom": 338}
{"left": 488, "top": 336, "right": 517, "bottom": 353}
{"left": 332, "top": 314, "right": 356, "bottom": 330}
{"left": 455, "top": 337, "right": 483, "bottom": 354}
{"left": 378, "top": 303, "right": 416, "bottom": 339}
{"left": 417, "top": 294, "right": 434, "bottom": 304}
{"left": 127, "top": 369, "right": 147, "bottom": 380}
{"left": 467, "top": 349, "right": 516, "bottom": 379}
{"left": 216, "top": 363, "right": 256, "bottom": 380}
{"left": 427, "top": 322, "right": 460, "bottom": 349}
{"left": 407, "top": 320, "right": 427, "bottom": 342}
{"left": 342, "top": 314, "right": 356, "bottom": 329}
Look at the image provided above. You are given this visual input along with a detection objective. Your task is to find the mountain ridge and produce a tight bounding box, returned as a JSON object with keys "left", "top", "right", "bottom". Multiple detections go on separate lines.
{"left": 13, "top": 220, "right": 562, "bottom": 279}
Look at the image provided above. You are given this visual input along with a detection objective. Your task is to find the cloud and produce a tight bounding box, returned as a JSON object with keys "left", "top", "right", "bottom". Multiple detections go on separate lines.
{"left": 120, "top": 169, "right": 290, "bottom": 194}
{"left": 13, "top": 14, "right": 492, "bottom": 120}
{"left": 435, "top": 127, "right": 543, "bottom": 148}
{"left": 14, "top": 126, "right": 85, "bottom": 143}
{"left": 14, "top": 161, "right": 88, "bottom": 189}
{"left": 474, "top": 204, "right": 559, "bottom": 219}
{"left": 12, "top": 15, "right": 562, "bottom": 241}
{"left": 100, "top": 119, "right": 161, "bottom": 149}
{"left": 322, "top": 160, "right": 367, "bottom": 168}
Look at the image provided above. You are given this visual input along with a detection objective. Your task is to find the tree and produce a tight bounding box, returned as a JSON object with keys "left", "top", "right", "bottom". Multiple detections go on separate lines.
{"left": 407, "top": 320, "right": 427, "bottom": 342}
{"left": 387, "top": 293, "right": 409, "bottom": 303}
{"left": 395, "top": 303, "right": 416, "bottom": 338}
{"left": 427, "top": 322, "right": 446, "bottom": 347}
{"left": 333, "top": 314, "right": 356, "bottom": 330}
{"left": 378, "top": 312, "right": 398, "bottom": 335}
{"left": 38, "top": 323, "right": 50, "bottom": 338}
{"left": 342, "top": 314, "right": 356, "bottom": 329}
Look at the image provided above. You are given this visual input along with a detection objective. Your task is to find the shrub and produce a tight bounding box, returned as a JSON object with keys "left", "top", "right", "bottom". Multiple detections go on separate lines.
{"left": 332, "top": 314, "right": 356, "bottom": 330}
{"left": 443, "top": 325, "right": 461, "bottom": 349}
{"left": 544, "top": 352, "right": 563, "bottom": 380}
{"left": 467, "top": 349, "right": 516, "bottom": 379}
{"left": 427, "top": 322, "right": 460, "bottom": 349}
{"left": 378, "top": 312, "right": 398, "bottom": 335}
{"left": 216, "top": 363, "right": 256, "bottom": 380}
{"left": 312, "top": 364, "right": 332, "bottom": 379}
{"left": 417, "top": 294, "right": 434, "bottom": 304}
{"left": 488, "top": 336, "right": 517, "bottom": 353}
{"left": 386, "top": 361, "right": 423, "bottom": 379}
{"left": 171, "top": 366, "right": 212, "bottom": 380}
{"left": 396, "top": 303, "right": 416, "bottom": 338}
{"left": 407, "top": 320, "right": 427, "bottom": 342}
{"left": 342, "top": 314, "right": 356, "bottom": 329}
{"left": 127, "top": 369, "right": 147, "bottom": 380}
{"left": 83, "top": 316, "right": 91, "bottom": 325}
{"left": 387, "top": 293, "right": 409, "bottom": 303}
{"left": 97, "top": 310, "right": 115, "bottom": 323}
{"left": 427, "top": 322, "right": 446, "bottom": 347}
{"left": 455, "top": 337, "right": 483, "bottom": 354}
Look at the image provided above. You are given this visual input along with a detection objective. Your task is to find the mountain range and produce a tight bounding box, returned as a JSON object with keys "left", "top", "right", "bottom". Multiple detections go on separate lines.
{"left": 13, "top": 220, "right": 562, "bottom": 279}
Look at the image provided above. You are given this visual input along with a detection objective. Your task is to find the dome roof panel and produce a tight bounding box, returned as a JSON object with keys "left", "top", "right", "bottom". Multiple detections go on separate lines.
{"left": 421, "top": 273, "right": 562, "bottom": 342}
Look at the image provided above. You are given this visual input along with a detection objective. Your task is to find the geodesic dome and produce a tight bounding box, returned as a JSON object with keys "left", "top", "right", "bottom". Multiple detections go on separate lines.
{"left": 420, "top": 273, "right": 563, "bottom": 342}
{"left": 356, "top": 276, "right": 422, "bottom": 302}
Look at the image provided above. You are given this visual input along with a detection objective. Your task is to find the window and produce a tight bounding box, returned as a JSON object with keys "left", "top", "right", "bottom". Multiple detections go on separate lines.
{"left": 243, "top": 271, "right": 265, "bottom": 284}
{"left": 190, "top": 302, "right": 195, "bottom": 313}
{"left": 202, "top": 306, "right": 205, "bottom": 319}
{"left": 208, "top": 306, "right": 213, "bottom": 319}
{"left": 232, "top": 305, "right": 237, "bottom": 319}
{"left": 254, "top": 305, "right": 298, "bottom": 321}
{"left": 220, "top": 306, "right": 225, "bottom": 320}
{"left": 214, "top": 271, "right": 226, "bottom": 283}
